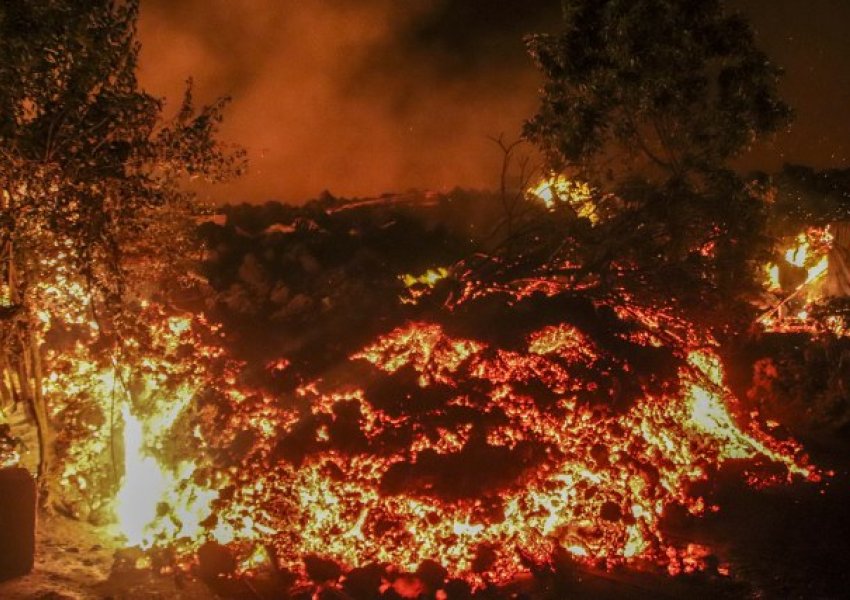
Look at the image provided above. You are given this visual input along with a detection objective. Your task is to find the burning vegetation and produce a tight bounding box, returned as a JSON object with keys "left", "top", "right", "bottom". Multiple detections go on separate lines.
{"left": 3, "top": 1, "right": 850, "bottom": 599}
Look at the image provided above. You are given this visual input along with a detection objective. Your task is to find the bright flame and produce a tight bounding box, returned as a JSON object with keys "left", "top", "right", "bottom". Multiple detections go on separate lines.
{"left": 762, "top": 227, "right": 834, "bottom": 331}
{"left": 528, "top": 175, "right": 598, "bottom": 222}
{"left": 402, "top": 267, "right": 449, "bottom": 288}
{"left": 765, "top": 264, "right": 781, "bottom": 292}
{"left": 784, "top": 233, "right": 809, "bottom": 267}
{"left": 115, "top": 404, "right": 169, "bottom": 547}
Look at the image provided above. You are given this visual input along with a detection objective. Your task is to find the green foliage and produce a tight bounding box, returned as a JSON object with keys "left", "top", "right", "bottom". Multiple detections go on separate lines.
{"left": 0, "top": 0, "right": 243, "bottom": 491}
{"left": 0, "top": 0, "right": 244, "bottom": 313}
{"left": 525, "top": 0, "right": 790, "bottom": 187}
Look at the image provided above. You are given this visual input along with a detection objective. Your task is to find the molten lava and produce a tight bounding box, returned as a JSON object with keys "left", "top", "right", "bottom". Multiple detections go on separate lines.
{"left": 48, "top": 311, "right": 815, "bottom": 589}
{"left": 30, "top": 249, "right": 818, "bottom": 591}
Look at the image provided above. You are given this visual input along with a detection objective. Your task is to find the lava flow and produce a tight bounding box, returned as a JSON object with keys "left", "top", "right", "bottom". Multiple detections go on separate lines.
{"left": 33, "top": 278, "right": 817, "bottom": 591}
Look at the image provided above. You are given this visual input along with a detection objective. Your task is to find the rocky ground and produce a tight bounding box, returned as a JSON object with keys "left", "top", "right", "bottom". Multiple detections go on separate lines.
{"left": 0, "top": 514, "right": 213, "bottom": 600}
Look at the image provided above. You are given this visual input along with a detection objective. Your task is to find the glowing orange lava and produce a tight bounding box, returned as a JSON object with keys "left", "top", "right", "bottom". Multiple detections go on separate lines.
{"left": 72, "top": 316, "right": 812, "bottom": 589}
{"left": 36, "top": 276, "right": 816, "bottom": 590}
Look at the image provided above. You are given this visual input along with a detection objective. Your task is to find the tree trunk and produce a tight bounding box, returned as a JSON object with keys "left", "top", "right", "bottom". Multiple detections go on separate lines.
{"left": 13, "top": 341, "right": 52, "bottom": 502}
{"left": 28, "top": 331, "right": 53, "bottom": 503}
{"left": 1, "top": 234, "right": 54, "bottom": 506}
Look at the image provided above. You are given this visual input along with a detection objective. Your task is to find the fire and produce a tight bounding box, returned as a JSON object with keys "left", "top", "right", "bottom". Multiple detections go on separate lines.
{"left": 115, "top": 403, "right": 168, "bottom": 546}
{"left": 37, "top": 300, "right": 228, "bottom": 547}
{"left": 528, "top": 175, "right": 598, "bottom": 222}
{"left": 765, "top": 263, "right": 781, "bottom": 292}
{"left": 761, "top": 227, "right": 833, "bottom": 330}
{"left": 402, "top": 267, "right": 449, "bottom": 288}
{"left": 784, "top": 233, "right": 809, "bottom": 267}
{"left": 401, "top": 267, "right": 451, "bottom": 303}
{"left": 114, "top": 397, "right": 220, "bottom": 549}
{"left": 783, "top": 231, "right": 830, "bottom": 283}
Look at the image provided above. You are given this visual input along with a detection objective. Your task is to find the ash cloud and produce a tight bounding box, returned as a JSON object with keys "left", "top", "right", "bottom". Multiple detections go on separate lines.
{"left": 138, "top": 0, "right": 561, "bottom": 204}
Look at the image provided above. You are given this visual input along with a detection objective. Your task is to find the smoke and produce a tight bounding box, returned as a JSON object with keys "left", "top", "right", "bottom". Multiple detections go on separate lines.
{"left": 138, "top": 0, "right": 561, "bottom": 204}
{"left": 138, "top": 0, "right": 850, "bottom": 204}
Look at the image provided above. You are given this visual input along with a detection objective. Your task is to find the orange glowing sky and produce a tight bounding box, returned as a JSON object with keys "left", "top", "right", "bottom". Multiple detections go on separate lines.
{"left": 137, "top": 0, "right": 850, "bottom": 204}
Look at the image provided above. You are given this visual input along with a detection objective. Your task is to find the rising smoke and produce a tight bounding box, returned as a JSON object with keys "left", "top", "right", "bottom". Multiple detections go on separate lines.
{"left": 138, "top": 0, "right": 561, "bottom": 204}
{"left": 138, "top": 0, "right": 850, "bottom": 204}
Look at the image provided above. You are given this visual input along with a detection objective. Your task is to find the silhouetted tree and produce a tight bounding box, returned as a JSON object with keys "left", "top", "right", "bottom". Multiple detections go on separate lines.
{"left": 525, "top": 0, "right": 790, "bottom": 187}
{"left": 518, "top": 0, "right": 792, "bottom": 330}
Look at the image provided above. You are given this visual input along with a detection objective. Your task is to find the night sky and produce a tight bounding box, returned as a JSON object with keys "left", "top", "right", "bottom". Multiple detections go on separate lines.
{"left": 138, "top": 0, "right": 850, "bottom": 204}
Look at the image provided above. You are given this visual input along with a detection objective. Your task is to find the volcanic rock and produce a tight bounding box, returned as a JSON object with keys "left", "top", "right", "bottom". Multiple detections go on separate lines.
{"left": 304, "top": 554, "right": 342, "bottom": 584}
{"left": 197, "top": 541, "right": 237, "bottom": 579}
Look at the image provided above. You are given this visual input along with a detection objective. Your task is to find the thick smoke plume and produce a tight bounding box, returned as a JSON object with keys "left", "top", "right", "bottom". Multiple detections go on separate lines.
{"left": 138, "top": 0, "right": 850, "bottom": 204}
{"left": 138, "top": 0, "right": 559, "bottom": 204}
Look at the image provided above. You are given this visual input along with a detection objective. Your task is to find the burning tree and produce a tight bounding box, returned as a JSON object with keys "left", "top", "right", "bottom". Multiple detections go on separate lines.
{"left": 522, "top": 0, "right": 791, "bottom": 330}
{"left": 0, "top": 0, "right": 243, "bottom": 502}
